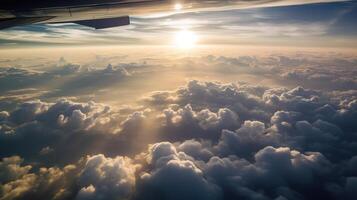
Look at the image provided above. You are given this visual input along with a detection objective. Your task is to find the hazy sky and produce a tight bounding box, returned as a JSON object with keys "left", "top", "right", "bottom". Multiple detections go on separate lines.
{"left": 0, "top": 0, "right": 356, "bottom": 48}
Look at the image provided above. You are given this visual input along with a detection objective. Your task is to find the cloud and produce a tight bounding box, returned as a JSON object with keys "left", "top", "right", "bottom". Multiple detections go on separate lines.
{"left": 0, "top": 156, "right": 32, "bottom": 183}
{"left": 280, "top": 66, "right": 357, "bottom": 90}
{"left": 0, "top": 99, "right": 125, "bottom": 163}
{"left": 177, "top": 139, "right": 214, "bottom": 161}
{"left": 0, "top": 61, "right": 133, "bottom": 101}
{"left": 0, "top": 67, "right": 45, "bottom": 94}
{"left": 8, "top": 99, "right": 115, "bottom": 132}
{"left": 0, "top": 173, "right": 37, "bottom": 200}
{"left": 158, "top": 104, "right": 239, "bottom": 140}
{"left": 136, "top": 142, "right": 222, "bottom": 200}
{"left": 146, "top": 80, "right": 268, "bottom": 122}
{"left": 143, "top": 77, "right": 357, "bottom": 163}
{"left": 0, "top": 156, "right": 79, "bottom": 200}
{"left": 215, "top": 120, "right": 279, "bottom": 158}
{"left": 77, "top": 154, "right": 137, "bottom": 200}
{"left": 1, "top": 48, "right": 357, "bottom": 200}
{"left": 0, "top": 111, "right": 9, "bottom": 121}
{"left": 204, "top": 146, "right": 332, "bottom": 200}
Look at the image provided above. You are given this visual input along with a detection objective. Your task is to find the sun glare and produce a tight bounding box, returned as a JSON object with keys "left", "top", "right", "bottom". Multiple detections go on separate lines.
{"left": 174, "top": 3, "right": 183, "bottom": 11}
{"left": 174, "top": 30, "right": 198, "bottom": 49}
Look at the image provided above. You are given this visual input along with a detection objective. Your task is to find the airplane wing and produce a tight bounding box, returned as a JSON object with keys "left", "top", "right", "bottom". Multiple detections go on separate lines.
{"left": 0, "top": 15, "right": 130, "bottom": 30}
{"left": 0, "top": 16, "right": 55, "bottom": 30}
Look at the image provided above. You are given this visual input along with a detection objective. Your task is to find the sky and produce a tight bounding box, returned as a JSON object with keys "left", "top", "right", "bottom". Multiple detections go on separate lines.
{"left": 0, "top": 1, "right": 357, "bottom": 200}
{"left": 0, "top": 0, "right": 357, "bottom": 48}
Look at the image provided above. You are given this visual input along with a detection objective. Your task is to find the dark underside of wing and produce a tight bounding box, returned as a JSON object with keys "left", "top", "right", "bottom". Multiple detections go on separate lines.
{"left": 70, "top": 16, "right": 130, "bottom": 29}
{"left": 0, "top": 16, "right": 130, "bottom": 30}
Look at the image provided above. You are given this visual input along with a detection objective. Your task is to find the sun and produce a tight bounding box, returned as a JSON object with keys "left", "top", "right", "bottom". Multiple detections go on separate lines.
{"left": 174, "top": 30, "right": 198, "bottom": 49}
{"left": 174, "top": 3, "right": 183, "bottom": 11}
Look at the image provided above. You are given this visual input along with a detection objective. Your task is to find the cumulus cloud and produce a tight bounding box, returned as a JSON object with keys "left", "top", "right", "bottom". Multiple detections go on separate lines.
{"left": 136, "top": 142, "right": 221, "bottom": 200}
{"left": 77, "top": 154, "right": 137, "bottom": 200}
{"left": 0, "top": 156, "right": 32, "bottom": 183}
{"left": 142, "top": 80, "right": 356, "bottom": 185}
{"left": 177, "top": 139, "right": 214, "bottom": 161}
{"left": 158, "top": 104, "right": 239, "bottom": 140}
{"left": 204, "top": 146, "right": 332, "bottom": 200}
{"left": 146, "top": 80, "right": 269, "bottom": 122}
{"left": 0, "top": 99, "right": 127, "bottom": 163}
{"left": 8, "top": 98, "right": 117, "bottom": 132}
{"left": 215, "top": 120, "right": 279, "bottom": 158}
{"left": 0, "top": 156, "right": 79, "bottom": 200}
{"left": 1, "top": 50, "right": 357, "bottom": 200}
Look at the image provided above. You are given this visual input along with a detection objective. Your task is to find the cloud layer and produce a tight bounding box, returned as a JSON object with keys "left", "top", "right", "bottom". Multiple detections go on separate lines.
{"left": 1, "top": 76, "right": 356, "bottom": 199}
{"left": 0, "top": 47, "right": 356, "bottom": 200}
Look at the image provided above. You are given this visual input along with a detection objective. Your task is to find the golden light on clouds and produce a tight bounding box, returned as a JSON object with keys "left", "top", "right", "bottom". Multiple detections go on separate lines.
{"left": 173, "top": 30, "right": 199, "bottom": 49}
